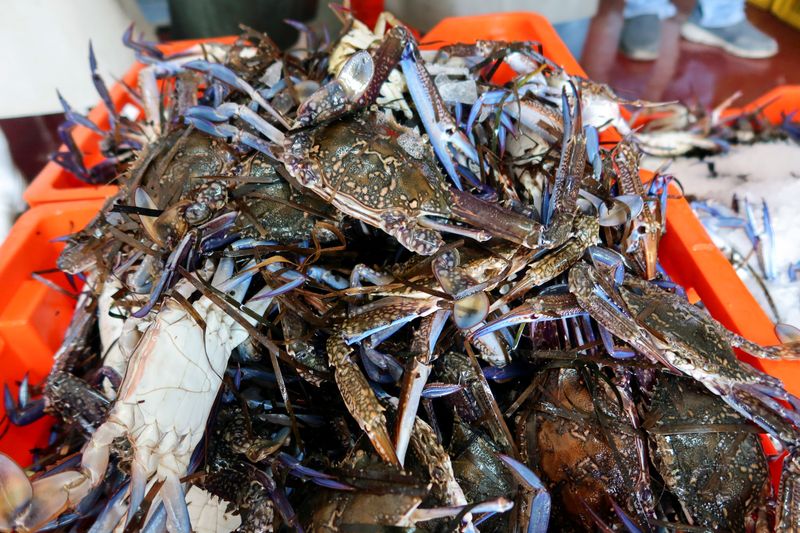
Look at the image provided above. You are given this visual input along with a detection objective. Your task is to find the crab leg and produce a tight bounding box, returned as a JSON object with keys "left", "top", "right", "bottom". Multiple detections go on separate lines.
{"left": 777, "top": 449, "right": 800, "bottom": 532}
{"left": 612, "top": 141, "right": 661, "bottom": 280}
{"left": 542, "top": 85, "right": 585, "bottom": 248}
{"left": 328, "top": 298, "right": 439, "bottom": 466}
{"left": 472, "top": 293, "right": 585, "bottom": 340}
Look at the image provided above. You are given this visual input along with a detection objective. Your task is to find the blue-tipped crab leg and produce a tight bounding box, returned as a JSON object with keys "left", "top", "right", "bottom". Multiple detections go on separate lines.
{"left": 3, "top": 376, "right": 46, "bottom": 426}
{"left": 398, "top": 30, "right": 481, "bottom": 191}
{"left": 541, "top": 84, "right": 584, "bottom": 248}
{"left": 184, "top": 60, "right": 290, "bottom": 129}
{"left": 498, "top": 454, "right": 551, "bottom": 533}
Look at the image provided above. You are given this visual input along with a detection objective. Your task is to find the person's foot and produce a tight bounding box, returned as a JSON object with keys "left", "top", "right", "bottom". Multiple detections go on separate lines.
{"left": 681, "top": 19, "right": 778, "bottom": 59}
{"left": 620, "top": 14, "right": 662, "bottom": 61}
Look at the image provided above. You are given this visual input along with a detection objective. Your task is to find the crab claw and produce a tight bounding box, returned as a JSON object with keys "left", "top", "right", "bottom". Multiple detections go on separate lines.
{"left": 396, "top": 27, "right": 480, "bottom": 191}
{"left": 185, "top": 103, "right": 284, "bottom": 145}
{"left": 184, "top": 60, "right": 289, "bottom": 129}
{"left": 3, "top": 377, "right": 46, "bottom": 426}
{"left": 498, "top": 454, "right": 551, "bottom": 533}
{"left": 185, "top": 116, "right": 278, "bottom": 159}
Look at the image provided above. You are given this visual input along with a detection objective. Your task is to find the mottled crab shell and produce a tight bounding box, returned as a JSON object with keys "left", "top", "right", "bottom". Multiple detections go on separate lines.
{"left": 283, "top": 110, "right": 454, "bottom": 255}
{"left": 646, "top": 374, "right": 767, "bottom": 530}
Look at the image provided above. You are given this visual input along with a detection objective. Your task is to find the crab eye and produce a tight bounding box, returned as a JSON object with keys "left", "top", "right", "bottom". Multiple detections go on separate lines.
{"left": 338, "top": 50, "right": 373, "bottom": 98}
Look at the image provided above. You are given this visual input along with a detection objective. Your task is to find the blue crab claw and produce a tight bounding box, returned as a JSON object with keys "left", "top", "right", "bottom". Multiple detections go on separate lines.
{"left": 122, "top": 24, "right": 164, "bottom": 60}
{"left": 598, "top": 195, "right": 644, "bottom": 227}
{"left": 184, "top": 60, "right": 290, "bottom": 129}
{"left": 585, "top": 125, "right": 602, "bottom": 179}
{"left": 465, "top": 90, "right": 505, "bottom": 133}
{"left": 185, "top": 103, "right": 285, "bottom": 145}
{"left": 398, "top": 33, "right": 481, "bottom": 191}
{"left": 498, "top": 454, "right": 551, "bottom": 533}
{"left": 3, "top": 379, "right": 46, "bottom": 426}
{"left": 184, "top": 116, "right": 278, "bottom": 159}
{"left": 598, "top": 325, "right": 636, "bottom": 359}
{"left": 587, "top": 246, "right": 625, "bottom": 286}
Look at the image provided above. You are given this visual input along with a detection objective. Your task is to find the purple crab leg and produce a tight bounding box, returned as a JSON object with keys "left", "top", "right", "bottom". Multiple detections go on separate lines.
{"left": 499, "top": 454, "right": 550, "bottom": 533}
{"left": 89, "top": 42, "right": 118, "bottom": 131}
{"left": 598, "top": 325, "right": 636, "bottom": 359}
{"left": 281, "top": 455, "right": 357, "bottom": 490}
{"left": 56, "top": 92, "right": 105, "bottom": 136}
{"left": 184, "top": 60, "right": 290, "bottom": 129}
{"left": 132, "top": 232, "right": 195, "bottom": 318}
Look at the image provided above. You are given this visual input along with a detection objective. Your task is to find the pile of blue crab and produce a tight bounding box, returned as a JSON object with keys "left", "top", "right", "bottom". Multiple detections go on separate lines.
{"left": 1, "top": 9, "right": 800, "bottom": 533}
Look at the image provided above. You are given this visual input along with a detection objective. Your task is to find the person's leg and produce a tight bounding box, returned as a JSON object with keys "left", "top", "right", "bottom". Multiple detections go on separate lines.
{"left": 681, "top": 0, "right": 778, "bottom": 58}
{"left": 693, "top": 0, "right": 745, "bottom": 27}
{"left": 623, "top": 0, "right": 677, "bottom": 19}
{"left": 620, "top": 0, "right": 676, "bottom": 61}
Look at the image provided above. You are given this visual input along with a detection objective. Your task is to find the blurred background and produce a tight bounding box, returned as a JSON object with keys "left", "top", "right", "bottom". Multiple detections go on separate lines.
{"left": 0, "top": 0, "right": 798, "bottom": 239}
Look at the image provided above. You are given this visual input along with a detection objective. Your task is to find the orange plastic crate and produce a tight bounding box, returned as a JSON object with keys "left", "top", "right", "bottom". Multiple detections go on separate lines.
{"left": 23, "top": 37, "right": 236, "bottom": 206}
{"left": 4, "top": 11, "right": 797, "bottom": 494}
{"left": 0, "top": 200, "right": 103, "bottom": 464}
